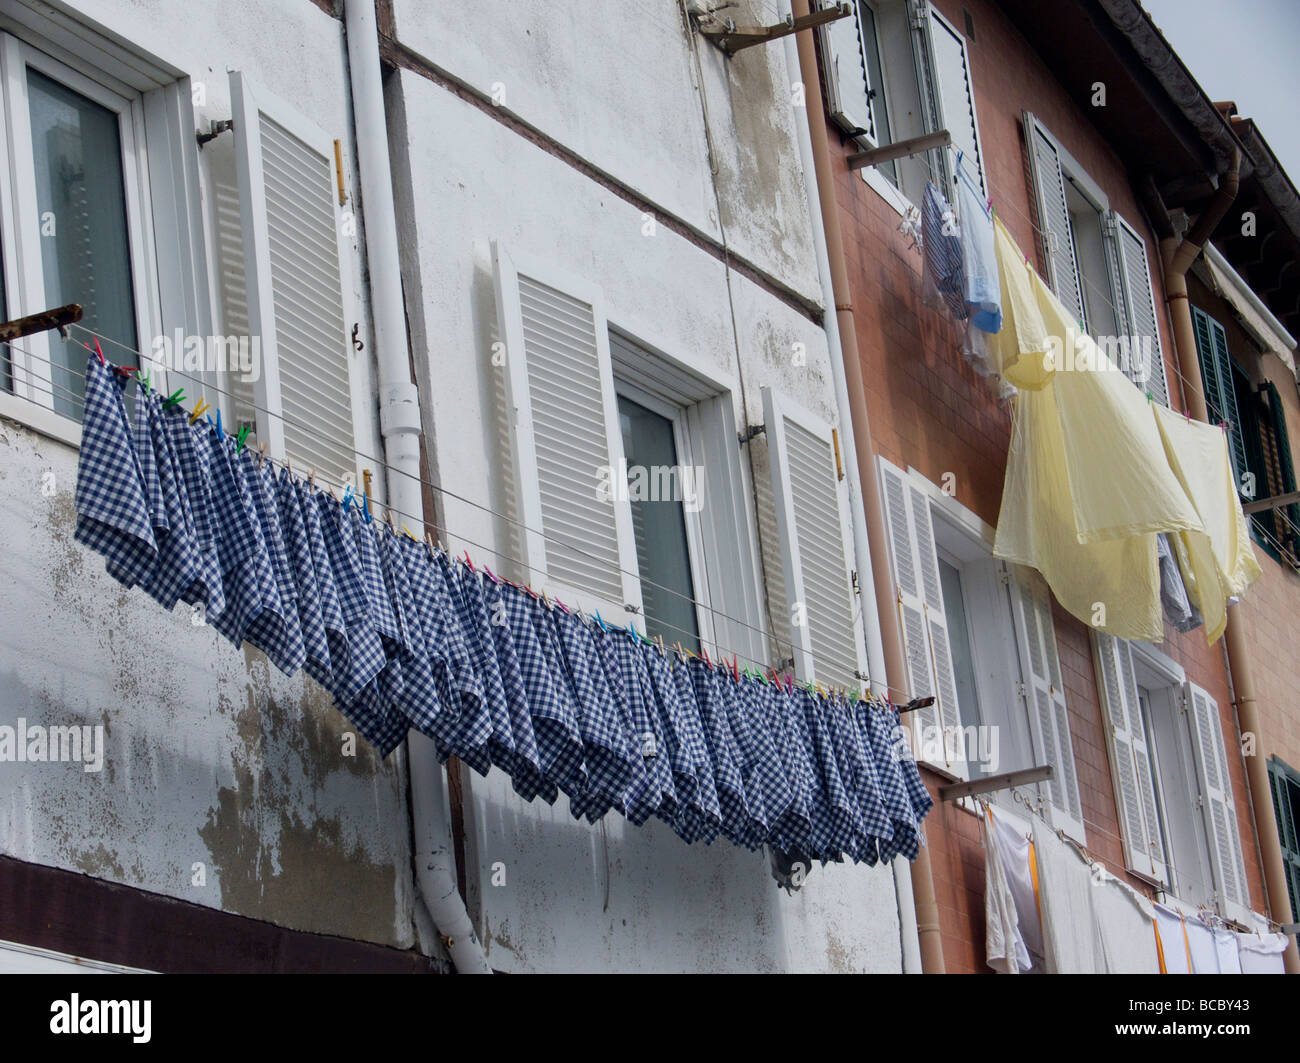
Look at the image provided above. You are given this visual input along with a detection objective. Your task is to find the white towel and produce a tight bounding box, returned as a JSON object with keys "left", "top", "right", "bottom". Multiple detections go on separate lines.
{"left": 1154, "top": 903, "right": 1191, "bottom": 973}
{"left": 1236, "top": 931, "right": 1288, "bottom": 974}
{"left": 1213, "top": 928, "right": 1242, "bottom": 973}
{"left": 1033, "top": 820, "right": 1101, "bottom": 973}
{"left": 1091, "top": 872, "right": 1160, "bottom": 973}
{"left": 1185, "top": 919, "right": 1220, "bottom": 973}
{"left": 991, "top": 808, "right": 1044, "bottom": 966}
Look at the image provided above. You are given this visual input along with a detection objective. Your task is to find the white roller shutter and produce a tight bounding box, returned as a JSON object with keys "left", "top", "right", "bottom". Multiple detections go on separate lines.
{"left": 229, "top": 70, "right": 358, "bottom": 487}
{"left": 1023, "top": 112, "right": 1086, "bottom": 328}
{"left": 1185, "top": 681, "right": 1253, "bottom": 922}
{"left": 491, "top": 243, "right": 641, "bottom": 618}
{"left": 1008, "top": 565, "right": 1085, "bottom": 841}
{"left": 878, "top": 458, "right": 966, "bottom": 778}
{"left": 763, "top": 388, "right": 867, "bottom": 690}
{"left": 1092, "top": 632, "right": 1168, "bottom": 884}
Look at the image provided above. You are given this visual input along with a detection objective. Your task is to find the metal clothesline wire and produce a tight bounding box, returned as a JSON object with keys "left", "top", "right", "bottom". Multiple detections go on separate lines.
{"left": 4, "top": 330, "right": 914, "bottom": 700}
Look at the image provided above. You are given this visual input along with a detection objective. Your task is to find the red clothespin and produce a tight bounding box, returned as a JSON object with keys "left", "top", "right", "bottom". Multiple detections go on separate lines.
{"left": 554, "top": 596, "right": 570, "bottom": 615}
{"left": 701, "top": 645, "right": 712, "bottom": 669}
{"left": 462, "top": 550, "right": 474, "bottom": 573}
{"left": 483, "top": 564, "right": 498, "bottom": 584}
{"left": 731, "top": 657, "right": 739, "bottom": 682}
{"left": 84, "top": 338, "right": 106, "bottom": 366}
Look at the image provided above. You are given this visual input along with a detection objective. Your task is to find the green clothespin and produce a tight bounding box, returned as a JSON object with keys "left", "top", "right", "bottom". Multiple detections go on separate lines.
{"left": 138, "top": 369, "right": 151, "bottom": 396}
{"left": 162, "top": 387, "right": 185, "bottom": 408}
{"left": 235, "top": 424, "right": 251, "bottom": 453}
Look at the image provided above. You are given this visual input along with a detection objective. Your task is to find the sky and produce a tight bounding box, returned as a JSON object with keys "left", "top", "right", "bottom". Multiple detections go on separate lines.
{"left": 1140, "top": 0, "right": 1300, "bottom": 183}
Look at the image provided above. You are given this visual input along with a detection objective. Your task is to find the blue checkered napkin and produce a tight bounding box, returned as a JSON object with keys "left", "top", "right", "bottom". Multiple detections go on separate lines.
{"left": 349, "top": 513, "right": 406, "bottom": 710}
{"left": 296, "top": 478, "right": 348, "bottom": 690}
{"left": 273, "top": 470, "right": 331, "bottom": 684}
{"left": 589, "top": 627, "right": 651, "bottom": 820}
{"left": 804, "top": 693, "right": 862, "bottom": 862}
{"left": 606, "top": 632, "right": 677, "bottom": 827}
{"left": 472, "top": 571, "right": 553, "bottom": 804}
{"left": 104, "top": 386, "right": 163, "bottom": 591}
{"left": 165, "top": 407, "right": 225, "bottom": 619}
{"left": 377, "top": 529, "right": 448, "bottom": 745}
{"left": 314, "top": 492, "right": 386, "bottom": 701}
{"left": 687, "top": 659, "right": 751, "bottom": 847}
{"left": 642, "top": 650, "right": 710, "bottom": 842}
{"left": 786, "top": 690, "right": 835, "bottom": 859}
{"left": 552, "top": 610, "right": 639, "bottom": 823}
{"left": 892, "top": 705, "right": 933, "bottom": 822}
{"left": 426, "top": 552, "right": 494, "bottom": 769}
{"left": 74, "top": 356, "right": 158, "bottom": 587}
{"left": 204, "top": 430, "right": 278, "bottom": 651}
{"left": 754, "top": 682, "right": 813, "bottom": 856}
{"left": 864, "top": 703, "right": 918, "bottom": 861}
{"left": 452, "top": 563, "right": 528, "bottom": 783}
{"left": 667, "top": 659, "right": 722, "bottom": 844}
{"left": 830, "top": 696, "right": 889, "bottom": 865}
{"left": 714, "top": 674, "right": 777, "bottom": 850}
{"left": 501, "top": 583, "right": 587, "bottom": 797}
{"left": 237, "top": 452, "right": 306, "bottom": 676}
{"left": 136, "top": 392, "right": 203, "bottom": 611}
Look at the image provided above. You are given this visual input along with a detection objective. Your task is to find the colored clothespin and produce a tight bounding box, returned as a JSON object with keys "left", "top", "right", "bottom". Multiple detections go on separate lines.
{"left": 361, "top": 491, "right": 372, "bottom": 523}
{"left": 401, "top": 524, "right": 419, "bottom": 541}
{"left": 235, "top": 423, "right": 251, "bottom": 453}
{"left": 731, "top": 657, "right": 739, "bottom": 682}
{"left": 138, "top": 369, "right": 152, "bottom": 396}
{"left": 214, "top": 408, "right": 224, "bottom": 441}
{"left": 162, "top": 388, "right": 186, "bottom": 409}
{"left": 83, "top": 338, "right": 106, "bottom": 366}
{"left": 341, "top": 484, "right": 355, "bottom": 513}
{"left": 462, "top": 550, "right": 474, "bottom": 573}
{"left": 554, "top": 596, "right": 570, "bottom": 615}
{"left": 483, "top": 564, "right": 499, "bottom": 584}
{"left": 189, "top": 398, "right": 210, "bottom": 424}
{"left": 593, "top": 610, "right": 608, "bottom": 633}
{"left": 700, "top": 645, "right": 712, "bottom": 669}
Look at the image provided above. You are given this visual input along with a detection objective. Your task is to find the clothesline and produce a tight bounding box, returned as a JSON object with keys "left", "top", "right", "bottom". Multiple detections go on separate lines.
{"left": 71, "top": 351, "right": 934, "bottom": 864}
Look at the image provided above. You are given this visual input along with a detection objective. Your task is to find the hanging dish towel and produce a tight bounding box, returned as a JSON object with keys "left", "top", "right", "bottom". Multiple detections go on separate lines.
{"left": 956, "top": 160, "right": 1002, "bottom": 333}
{"left": 922, "top": 181, "right": 968, "bottom": 322}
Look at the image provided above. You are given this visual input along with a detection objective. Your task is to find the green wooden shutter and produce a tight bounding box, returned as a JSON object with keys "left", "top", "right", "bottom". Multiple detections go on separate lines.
{"left": 1263, "top": 380, "right": 1299, "bottom": 551}
{"left": 1191, "top": 306, "right": 1248, "bottom": 491}
{"left": 1268, "top": 759, "right": 1300, "bottom": 943}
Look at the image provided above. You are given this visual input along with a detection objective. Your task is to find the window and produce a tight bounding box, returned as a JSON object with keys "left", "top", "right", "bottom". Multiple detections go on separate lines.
{"left": 1093, "top": 634, "right": 1253, "bottom": 922}
{"left": 492, "top": 244, "right": 774, "bottom": 668}
{"left": 1193, "top": 305, "right": 1300, "bottom": 565}
{"left": 878, "top": 459, "right": 1085, "bottom": 838}
{"left": 1267, "top": 757, "right": 1300, "bottom": 946}
{"left": 0, "top": 34, "right": 155, "bottom": 424}
{"left": 819, "top": 1, "right": 984, "bottom": 203}
{"left": 1023, "top": 113, "right": 1170, "bottom": 407}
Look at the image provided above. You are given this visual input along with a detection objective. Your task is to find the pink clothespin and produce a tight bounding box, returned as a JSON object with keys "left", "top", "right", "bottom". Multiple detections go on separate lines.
{"left": 84, "top": 338, "right": 106, "bottom": 366}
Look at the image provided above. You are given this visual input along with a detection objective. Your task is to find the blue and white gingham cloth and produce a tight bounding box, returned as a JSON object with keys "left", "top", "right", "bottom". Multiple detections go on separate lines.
{"left": 238, "top": 451, "right": 306, "bottom": 676}
{"left": 75, "top": 356, "right": 159, "bottom": 587}
{"left": 501, "top": 583, "right": 587, "bottom": 797}
{"left": 165, "top": 406, "right": 225, "bottom": 619}
{"left": 73, "top": 363, "right": 934, "bottom": 854}
{"left": 923, "top": 180, "right": 968, "bottom": 322}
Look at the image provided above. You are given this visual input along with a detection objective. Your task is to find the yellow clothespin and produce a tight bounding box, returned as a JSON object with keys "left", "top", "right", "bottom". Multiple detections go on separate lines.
{"left": 189, "top": 398, "right": 211, "bottom": 424}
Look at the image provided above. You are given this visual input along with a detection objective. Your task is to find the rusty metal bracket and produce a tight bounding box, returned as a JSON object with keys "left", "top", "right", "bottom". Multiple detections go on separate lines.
{"left": 939, "top": 765, "right": 1053, "bottom": 802}
{"left": 847, "top": 129, "right": 952, "bottom": 171}
{"left": 698, "top": 3, "right": 851, "bottom": 56}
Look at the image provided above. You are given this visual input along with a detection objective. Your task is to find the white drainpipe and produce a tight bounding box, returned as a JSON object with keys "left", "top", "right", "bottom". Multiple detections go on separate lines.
{"left": 343, "top": 0, "right": 492, "bottom": 974}
{"left": 778, "top": 5, "right": 921, "bottom": 974}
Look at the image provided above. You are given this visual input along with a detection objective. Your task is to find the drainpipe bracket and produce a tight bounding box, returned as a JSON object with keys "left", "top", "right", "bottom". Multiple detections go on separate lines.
{"left": 380, "top": 381, "right": 422, "bottom": 437}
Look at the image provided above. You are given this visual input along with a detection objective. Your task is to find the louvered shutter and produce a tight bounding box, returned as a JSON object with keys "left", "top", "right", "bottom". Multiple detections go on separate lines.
{"left": 229, "top": 71, "right": 357, "bottom": 486}
{"left": 1185, "top": 681, "right": 1253, "bottom": 921}
{"left": 491, "top": 243, "right": 641, "bottom": 617}
{"left": 925, "top": 6, "right": 985, "bottom": 194}
{"left": 1269, "top": 760, "right": 1300, "bottom": 935}
{"left": 1110, "top": 213, "right": 1170, "bottom": 407}
{"left": 1261, "top": 381, "right": 1300, "bottom": 554}
{"left": 1191, "top": 306, "right": 1249, "bottom": 491}
{"left": 1092, "top": 632, "right": 1168, "bottom": 884}
{"left": 1008, "top": 566, "right": 1084, "bottom": 840}
{"left": 818, "top": 1, "right": 876, "bottom": 143}
{"left": 763, "top": 388, "right": 867, "bottom": 690}
{"left": 1023, "top": 113, "right": 1085, "bottom": 328}
{"left": 878, "top": 459, "right": 966, "bottom": 778}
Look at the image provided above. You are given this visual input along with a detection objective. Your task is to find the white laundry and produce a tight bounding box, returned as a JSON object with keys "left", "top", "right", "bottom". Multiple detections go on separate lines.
{"left": 991, "top": 807, "right": 1044, "bottom": 967}
{"left": 1236, "top": 932, "right": 1288, "bottom": 974}
{"left": 982, "top": 805, "right": 1031, "bottom": 973}
{"left": 1185, "top": 918, "right": 1220, "bottom": 974}
{"left": 1091, "top": 871, "right": 1160, "bottom": 973}
{"left": 1213, "top": 928, "right": 1242, "bottom": 973}
{"left": 1153, "top": 903, "right": 1191, "bottom": 973}
{"left": 1032, "top": 821, "right": 1102, "bottom": 973}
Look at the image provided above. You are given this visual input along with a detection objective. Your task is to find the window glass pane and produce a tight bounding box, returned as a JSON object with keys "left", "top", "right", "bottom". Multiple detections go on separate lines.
{"left": 28, "top": 68, "right": 137, "bottom": 420}
{"left": 938, "top": 557, "right": 981, "bottom": 736}
{"left": 617, "top": 395, "right": 699, "bottom": 653}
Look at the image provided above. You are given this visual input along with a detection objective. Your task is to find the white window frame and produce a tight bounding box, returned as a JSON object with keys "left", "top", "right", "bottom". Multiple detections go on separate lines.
{"left": 0, "top": 14, "right": 205, "bottom": 450}
{"left": 609, "top": 318, "right": 767, "bottom": 665}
